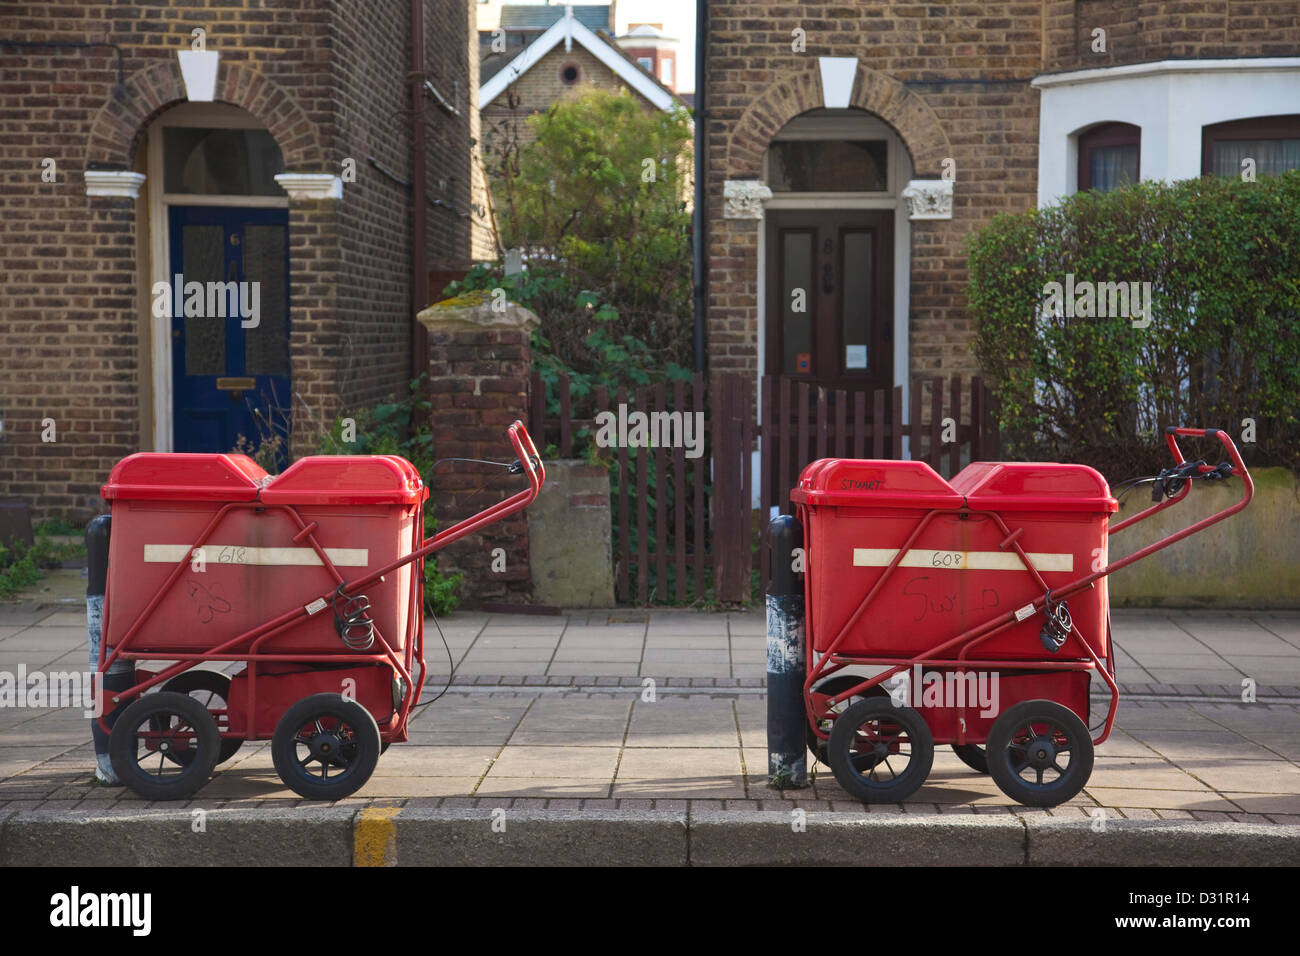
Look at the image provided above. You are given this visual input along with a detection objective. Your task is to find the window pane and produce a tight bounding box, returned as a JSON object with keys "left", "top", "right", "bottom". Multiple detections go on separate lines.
{"left": 782, "top": 231, "right": 813, "bottom": 375}
{"left": 242, "top": 224, "right": 289, "bottom": 376}
{"left": 1212, "top": 139, "right": 1300, "bottom": 178}
{"left": 182, "top": 225, "right": 226, "bottom": 376}
{"left": 164, "top": 128, "right": 285, "bottom": 196}
{"left": 1089, "top": 144, "right": 1139, "bottom": 192}
{"left": 842, "top": 231, "right": 872, "bottom": 373}
{"left": 769, "top": 140, "right": 887, "bottom": 192}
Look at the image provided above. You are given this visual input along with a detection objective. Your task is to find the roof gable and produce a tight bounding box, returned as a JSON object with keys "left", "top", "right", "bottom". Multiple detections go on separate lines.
{"left": 478, "top": 12, "right": 678, "bottom": 112}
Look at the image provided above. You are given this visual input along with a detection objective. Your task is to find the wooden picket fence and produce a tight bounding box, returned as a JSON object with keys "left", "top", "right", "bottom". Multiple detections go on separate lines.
{"left": 529, "top": 372, "right": 710, "bottom": 604}
{"left": 529, "top": 371, "right": 998, "bottom": 605}
{"left": 746, "top": 374, "right": 1000, "bottom": 598}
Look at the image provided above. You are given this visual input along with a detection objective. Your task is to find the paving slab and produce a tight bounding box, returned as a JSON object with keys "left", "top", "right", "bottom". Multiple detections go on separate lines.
{"left": 0, "top": 606, "right": 1296, "bottom": 863}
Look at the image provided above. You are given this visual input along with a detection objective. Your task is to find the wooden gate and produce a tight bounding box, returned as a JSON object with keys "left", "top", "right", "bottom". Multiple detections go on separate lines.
{"left": 528, "top": 371, "right": 998, "bottom": 605}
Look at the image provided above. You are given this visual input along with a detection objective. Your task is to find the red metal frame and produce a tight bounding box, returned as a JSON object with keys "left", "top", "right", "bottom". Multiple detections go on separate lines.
{"left": 96, "top": 421, "right": 545, "bottom": 743}
{"left": 801, "top": 427, "right": 1253, "bottom": 747}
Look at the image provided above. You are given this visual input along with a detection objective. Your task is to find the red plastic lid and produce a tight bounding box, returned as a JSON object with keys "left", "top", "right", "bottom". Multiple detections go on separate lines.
{"left": 258, "top": 455, "right": 427, "bottom": 505}
{"left": 790, "top": 458, "right": 966, "bottom": 509}
{"left": 951, "top": 462, "right": 1117, "bottom": 513}
{"left": 101, "top": 453, "right": 267, "bottom": 502}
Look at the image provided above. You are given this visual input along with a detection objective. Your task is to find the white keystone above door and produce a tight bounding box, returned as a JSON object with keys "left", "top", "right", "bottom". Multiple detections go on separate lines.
{"left": 818, "top": 57, "right": 858, "bottom": 109}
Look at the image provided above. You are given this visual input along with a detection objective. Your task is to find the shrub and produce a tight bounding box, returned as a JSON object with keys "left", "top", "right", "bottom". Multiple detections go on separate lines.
{"left": 472, "top": 88, "right": 696, "bottom": 380}
{"left": 444, "top": 263, "right": 693, "bottom": 422}
{"left": 968, "top": 172, "right": 1300, "bottom": 480}
{"left": 234, "top": 379, "right": 463, "bottom": 617}
{"left": 317, "top": 379, "right": 462, "bottom": 617}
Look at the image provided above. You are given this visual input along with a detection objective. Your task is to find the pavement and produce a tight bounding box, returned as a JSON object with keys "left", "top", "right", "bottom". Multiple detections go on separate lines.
{"left": 2, "top": 578, "right": 1299, "bottom": 864}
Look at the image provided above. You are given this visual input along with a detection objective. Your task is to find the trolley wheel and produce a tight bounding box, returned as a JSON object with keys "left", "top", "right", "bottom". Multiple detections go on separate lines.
{"left": 271, "top": 694, "right": 381, "bottom": 801}
{"left": 807, "top": 675, "right": 888, "bottom": 766}
{"left": 951, "top": 744, "right": 989, "bottom": 774}
{"left": 158, "top": 670, "right": 243, "bottom": 766}
{"left": 828, "top": 698, "right": 934, "bottom": 804}
{"left": 986, "top": 700, "right": 1094, "bottom": 807}
{"left": 109, "top": 691, "right": 219, "bottom": 801}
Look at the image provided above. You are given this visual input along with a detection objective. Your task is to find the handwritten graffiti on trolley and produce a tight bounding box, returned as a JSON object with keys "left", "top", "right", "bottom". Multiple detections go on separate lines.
{"left": 902, "top": 575, "right": 999, "bottom": 622}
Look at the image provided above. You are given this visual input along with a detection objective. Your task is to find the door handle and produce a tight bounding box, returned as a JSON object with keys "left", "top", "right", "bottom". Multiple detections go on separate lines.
{"left": 822, "top": 263, "right": 833, "bottom": 293}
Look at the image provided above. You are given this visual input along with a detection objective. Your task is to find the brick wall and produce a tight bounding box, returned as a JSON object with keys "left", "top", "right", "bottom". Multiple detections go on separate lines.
{"left": 466, "top": 3, "right": 497, "bottom": 261}
{"left": 1045, "top": 0, "right": 1300, "bottom": 70}
{"left": 704, "top": 1, "right": 1300, "bottom": 388}
{"left": 705, "top": 2, "right": 1044, "bottom": 386}
{"left": 0, "top": 0, "right": 484, "bottom": 520}
{"left": 423, "top": 315, "right": 534, "bottom": 605}
{"left": 330, "top": 0, "right": 412, "bottom": 415}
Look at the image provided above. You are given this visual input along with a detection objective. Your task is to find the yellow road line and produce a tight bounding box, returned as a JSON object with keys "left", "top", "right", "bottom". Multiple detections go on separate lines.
{"left": 354, "top": 807, "right": 401, "bottom": 867}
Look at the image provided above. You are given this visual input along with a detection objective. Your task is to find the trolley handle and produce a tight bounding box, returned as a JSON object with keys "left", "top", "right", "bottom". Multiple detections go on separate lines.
{"left": 1162, "top": 426, "right": 1252, "bottom": 503}
{"left": 1164, "top": 426, "right": 1248, "bottom": 478}
{"left": 1112, "top": 426, "right": 1253, "bottom": 536}
{"left": 507, "top": 420, "right": 546, "bottom": 493}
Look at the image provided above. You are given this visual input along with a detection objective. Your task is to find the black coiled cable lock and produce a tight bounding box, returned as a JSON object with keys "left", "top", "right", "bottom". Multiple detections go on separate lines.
{"left": 333, "top": 585, "right": 375, "bottom": 651}
{"left": 1040, "top": 591, "right": 1072, "bottom": 654}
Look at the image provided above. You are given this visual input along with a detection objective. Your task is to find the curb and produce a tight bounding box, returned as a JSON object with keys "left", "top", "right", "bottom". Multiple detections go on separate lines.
{"left": 1024, "top": 817, "right": 1300, "bottom": 866}
{"left": 1, "top": 807, "right": 1296, "bottom": 866}
{"left": 384, "top": 809, "right": 689, "bottom": 866}
{"left": 0, "top": 808, "right": 354, "bottom": 867}
{"left": 689, "top": 811, "right": 1026, "bottom": 866}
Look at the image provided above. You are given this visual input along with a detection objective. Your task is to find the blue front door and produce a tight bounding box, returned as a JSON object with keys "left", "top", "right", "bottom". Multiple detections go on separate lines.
{"left": 169, "top": 205, "right": 290, "bottom": 460}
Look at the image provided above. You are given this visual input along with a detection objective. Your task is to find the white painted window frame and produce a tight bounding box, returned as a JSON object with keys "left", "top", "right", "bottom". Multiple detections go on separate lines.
{"left": 762, "top": 111, "right": 905, "bottom": 199}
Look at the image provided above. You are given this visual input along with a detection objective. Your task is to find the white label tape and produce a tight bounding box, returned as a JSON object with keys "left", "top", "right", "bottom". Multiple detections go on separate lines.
{"left": 146, "top": 544, "right": 369, "bottom": 567}
{"left": 852, "top": 548, "right": 1073, "bottom": 573}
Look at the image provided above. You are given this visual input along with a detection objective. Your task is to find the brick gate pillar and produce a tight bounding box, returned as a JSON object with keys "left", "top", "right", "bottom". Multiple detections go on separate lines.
{"left": 417, "top": 296, "right": 539, "bottom": 607}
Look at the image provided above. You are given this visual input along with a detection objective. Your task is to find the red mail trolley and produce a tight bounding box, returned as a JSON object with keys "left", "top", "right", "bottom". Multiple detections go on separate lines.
{"left": 95, "top": 421, "right": 543, "bottom": 801}
{"left": 792, "top": 427, "right": 1252, "bottom": 806}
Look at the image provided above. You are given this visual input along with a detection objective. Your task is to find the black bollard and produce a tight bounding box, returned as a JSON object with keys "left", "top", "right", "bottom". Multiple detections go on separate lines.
{"left": 86, "top": 515, "right": 129, "bottom": 781}
{"left": 766, "top": 513, "right": 808, "bottom": 789}
{"left": 86, "top": 514, "right": 110, "bottom": 599}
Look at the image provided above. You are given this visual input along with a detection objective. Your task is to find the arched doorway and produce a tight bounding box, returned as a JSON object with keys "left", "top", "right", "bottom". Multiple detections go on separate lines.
{"left": 144, "top": 102, "right": 290, "bottom": 460}
{"left": 755, "top": 107, "right": 917, "bottom": 499}
{"left": 761, "top": 107, "right": 914, "bottom": 397}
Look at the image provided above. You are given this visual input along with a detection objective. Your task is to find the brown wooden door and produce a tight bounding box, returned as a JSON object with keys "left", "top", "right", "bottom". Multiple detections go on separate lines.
{"left": 765, "top": 209, "right": 893, "bottom": 393}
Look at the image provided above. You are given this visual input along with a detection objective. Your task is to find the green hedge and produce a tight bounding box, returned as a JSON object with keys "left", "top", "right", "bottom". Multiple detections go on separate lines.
{"left": 968, "top": 172, "right": 1300, "bottom": 481}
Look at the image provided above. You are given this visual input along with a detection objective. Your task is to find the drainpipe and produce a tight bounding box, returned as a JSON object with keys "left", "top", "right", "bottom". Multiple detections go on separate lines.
{"left": 692, "top": 0, "right": 708, "bottom": 374}
{"left": 410, "top": 0, "right": 429, "bottom": 378}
